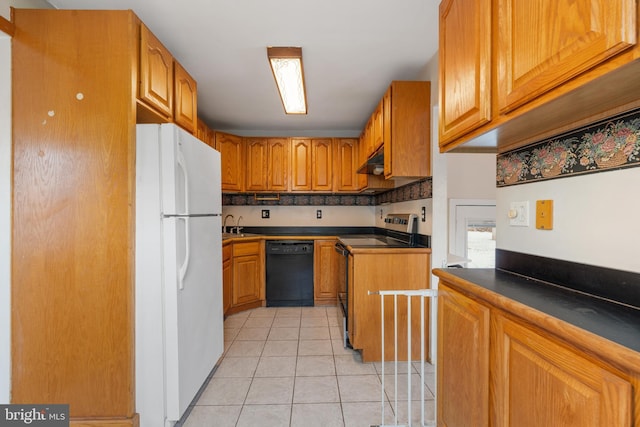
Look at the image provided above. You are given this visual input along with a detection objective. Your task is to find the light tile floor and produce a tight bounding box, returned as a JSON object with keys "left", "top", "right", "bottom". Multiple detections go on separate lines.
{"left": 183, "top": 306, "right": 435, "bottom": 427}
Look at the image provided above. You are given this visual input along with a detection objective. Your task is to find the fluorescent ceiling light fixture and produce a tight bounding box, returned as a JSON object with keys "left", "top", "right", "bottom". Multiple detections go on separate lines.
{"left": 267, "top": 46, "right": 307, "bottom": 115}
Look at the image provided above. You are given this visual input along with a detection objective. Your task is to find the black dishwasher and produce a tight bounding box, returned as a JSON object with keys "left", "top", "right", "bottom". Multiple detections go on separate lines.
{"left": 266, "top": 240, "right": 314, "bottom": 306}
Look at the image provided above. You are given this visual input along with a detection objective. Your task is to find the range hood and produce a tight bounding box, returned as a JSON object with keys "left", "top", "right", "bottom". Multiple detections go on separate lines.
{"left": 357, "top": 145, "right": 384, "bottom": 175}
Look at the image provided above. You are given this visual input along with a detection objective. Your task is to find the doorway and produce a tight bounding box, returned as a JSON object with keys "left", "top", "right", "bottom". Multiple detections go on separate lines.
{"left": 448, "top": 199, "right": 496, "bottom": 268}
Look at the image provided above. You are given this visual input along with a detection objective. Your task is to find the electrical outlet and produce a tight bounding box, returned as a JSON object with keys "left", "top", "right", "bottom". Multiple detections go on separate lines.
{"left": 316, "top": 209, "right": 322, "bottom": 219}
{"left": 421, "top": 206, "right": 426, "bottom": 222}
{"left": 261, "top": 209, "right": 270, "bottom": 219}
{"left": 508, "top": 201, "right": 529, "bottom": 227}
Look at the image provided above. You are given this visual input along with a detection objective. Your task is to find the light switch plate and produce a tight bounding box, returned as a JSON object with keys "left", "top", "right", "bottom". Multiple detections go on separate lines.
{"left": 509, "top": 201, "right": 529, "bottom": 227}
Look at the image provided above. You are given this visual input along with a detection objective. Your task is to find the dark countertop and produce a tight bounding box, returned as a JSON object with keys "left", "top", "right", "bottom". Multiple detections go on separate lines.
{"left": 434, "top": 268, "right": 640, "bottom": 354}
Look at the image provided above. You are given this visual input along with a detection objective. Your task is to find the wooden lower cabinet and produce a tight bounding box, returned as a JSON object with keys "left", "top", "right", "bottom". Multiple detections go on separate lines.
{"left": 437, "top": 284, "right": 490, "bottom": 427}
{"left": 437, "top": 279, "right": 637, "bottom": 427}
{"left": 349, "top": 250, "right": 431, "bottom": 362}
{"left": 313, "top": 239, "right": 338, "bottom": 305}
{"left": 492, "top": 315, "right": 632, "bottom": 427}
{"left": 222, "top": 243, "right": 233, "bottom": 315}
{"left": 226, "top": 240, "right": 264, "bottom": 315}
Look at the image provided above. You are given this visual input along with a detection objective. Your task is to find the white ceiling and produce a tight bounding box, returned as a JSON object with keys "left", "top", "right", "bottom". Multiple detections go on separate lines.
{"left": 47, "top": 0, "right": 440, "bottom": 136}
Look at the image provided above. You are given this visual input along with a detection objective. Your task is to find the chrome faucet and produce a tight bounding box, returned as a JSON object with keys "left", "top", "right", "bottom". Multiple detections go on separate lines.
{"left": 223, "top": 214, "right": 234, "bottom": 233}
{"left": 235, "top": 216, "right": 244, "bottom": 235}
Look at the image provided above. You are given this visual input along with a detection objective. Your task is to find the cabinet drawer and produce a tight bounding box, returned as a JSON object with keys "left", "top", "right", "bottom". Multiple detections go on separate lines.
{"left": 233, "top": 241, "right": 261, "bottom": 257}
{"left": 223, "top": 243, "right": 232, "bottom": 261}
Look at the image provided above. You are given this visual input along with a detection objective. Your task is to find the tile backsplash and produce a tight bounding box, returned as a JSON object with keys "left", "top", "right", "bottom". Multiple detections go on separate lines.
{"left": 223, "top": 177, "right": 433, "bottom": 206}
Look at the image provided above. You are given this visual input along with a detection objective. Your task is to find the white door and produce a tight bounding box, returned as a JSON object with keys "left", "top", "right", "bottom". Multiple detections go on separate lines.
{"left": 160, "top": 124, "right": 221, "bottom": 216}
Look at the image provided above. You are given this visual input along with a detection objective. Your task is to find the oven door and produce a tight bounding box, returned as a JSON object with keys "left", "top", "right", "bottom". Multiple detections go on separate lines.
{"left": 334, "top": 242, "right": 350, "bottom": 348}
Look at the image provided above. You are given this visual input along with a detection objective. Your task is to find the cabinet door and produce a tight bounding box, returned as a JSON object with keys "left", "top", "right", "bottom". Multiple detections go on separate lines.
{"left": 312, "top": 138, "right": 333, "bottom": 191}
{"left": 496, "top": 0, "right": 636, "bottom": 114}
{"left": 216, "top": 132, "right": 244, "bottom": 192}
{"left": 173, "top": 61, "right": 197, "bottom": 133}
{"left": 372, "top": 100, "right": 383, "bottom": 150}
{"left": 205, "top": 128, "right": 216, "bottom": 149}
{"left": 139, "top": 23, "right": 173, "bottom": 118}
{"left": 313, "top": 240, "right": 338, "bottom": 303}
{"left": 196, "top": 118, "right": 207, "bottom": 142}
{"left": 268, "top": 138, "right": 289, "bottom": 191}
{"left": 492, "top": 314, "right": 631, "bottom": 427}
{"left": 290, "top": 138, "right": 312, "bottom": 191}
{"left": 384, "top": 81, "right": 431, "bottom": 179}
{"left": 438, "top": 284, "right": 490, "bottom": 427}
{"left": 223, "top": 256, "right": 232, "bottom": 315}
{"left": 245, "top": 138, "right": 268, "bottom": 191}
{"left": 333, "top": 138, "right": 359, "bottom": 192}
{"left": 438, "top": 0, "right": 491, "bottom": 145}
{"left": 232, "top": 254, "right": 261, "bottom": 305}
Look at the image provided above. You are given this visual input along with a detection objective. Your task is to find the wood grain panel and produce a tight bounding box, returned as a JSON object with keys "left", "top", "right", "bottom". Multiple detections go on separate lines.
{"left": 245, "top": 138, "right": 268, "bottom": 191}
{"left": 173, "top": 60, "right": 197, "bottom": 133}
{"left": 332, "top": 138, "right": 358, "bottom": 192}
{"left": 311, "top": 138, "right": 332, "bottom": 191}
{"left": 215, "top": 131, "right": 244, "bottom": 191}
{"left": 313, "top": 239, "right": 338, "bottom": 304}
{"left": 0, "top": 15, "right": 14, "bottom": 36}
{"left": 497, "top": 0, "right": 636, "bottom": 114}
{"left": 491, "top": 315, "right": 631, "bottom": 427}
{"left": 139, "top": 23, "right": 173, "bottom": 118}
{"left": 437, "top": 284, "right": 490, "bottom": 427}
{"left": 267, "top": 138, "right": 289, "bottom": 191}
{"left": 438, "top": 0, "right": 492, "bottom": 145}
{"left": 12, "top": 9, "right": 136, "bottom": 420}
{"left": 290, "top": 138, "right": 312, "bottom": 191}
{"left": 350, "top": 252, "right": 430, "bottom": 362}
{"left": 384, "top": 81, "right": 431, "bottom": 178}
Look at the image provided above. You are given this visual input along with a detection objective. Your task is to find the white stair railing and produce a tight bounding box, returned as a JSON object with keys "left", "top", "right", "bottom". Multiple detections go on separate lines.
{"left": 368, "top": 289, "right": 437, "bottom": 427}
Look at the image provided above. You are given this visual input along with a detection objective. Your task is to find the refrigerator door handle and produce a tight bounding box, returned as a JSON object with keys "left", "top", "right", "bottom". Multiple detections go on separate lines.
{"left": 177, "top": 144, "right": 190, "bottom": 215}
{"left": 177, "top": 216, "right": 191, "bottom": 290}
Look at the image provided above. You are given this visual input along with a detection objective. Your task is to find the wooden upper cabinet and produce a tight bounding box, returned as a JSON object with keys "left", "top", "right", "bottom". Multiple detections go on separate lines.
{"left": 245, "top": 138, "right": 288, "bottom": 191}
{"left": 216, "top": 131, "right": 244, "bottom": 192}
{"left": 496, "top": 0, "right": 636, "bottom": 114}
{"left": 267, "top": 138, "right": 289, "bottom": 191}
{"left": 173, "top": 61, "right": 197, "bottom": 133}
{"left": 492, "top": 314, "right": 632, "bottom": 427}
{"left": 290, "top": 138, "right": 312, "bottom": 191}
{"left": 311, "top": 138, "right": 333, "bottom": 191}
{"left": 205, "top": 128, "right": 215, "bottom": 149}
{"left": 333, "top": 138, "right": 359, "bottom": 192}
{"left": 139, "top": 23, "right": 174, "bottom": 118}
{"left": 383, "top": 81, "right": 431, "bottom": 179}
{"left": 372, "top": 100, "right": 384, "bottom": 151}
{"left": 438, "top": 0, "right": 492, "bottom": 145}
{"left": 245, "top": 138, "right": 269, "bottom": 191}
{"left": 438, "top": 284, "right": 490, "bottom": 427}
{"left": 289, "top": 138, "right": 333, "bottom": 191}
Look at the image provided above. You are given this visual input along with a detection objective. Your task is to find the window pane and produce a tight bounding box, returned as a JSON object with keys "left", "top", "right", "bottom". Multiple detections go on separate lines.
{"left": 467, "top": 226, "right": 495, "bottom": 268}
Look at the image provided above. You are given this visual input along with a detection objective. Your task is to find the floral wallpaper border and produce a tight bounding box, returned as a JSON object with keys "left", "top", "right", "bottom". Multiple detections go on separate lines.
{"left": 222, "top": 177, "right": 433, "bottom": 206}
{"left": 497, "top": 108, "right": 640, "bottom": 187}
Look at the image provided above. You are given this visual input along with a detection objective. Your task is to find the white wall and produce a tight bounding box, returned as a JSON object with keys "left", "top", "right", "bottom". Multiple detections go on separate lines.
{"left": 0, "top": 30, "right": 11, "bottom": 405}
{"left": 497, "top": 167, "right": 640, "bottom": 273}
{"left": 221, "top": 205, "right": 376, "bottom": 228}
{"left": 1, "top": 0, "right": 51, "bottom": 16}
{"left": 447, "top": 153, "right": 496, "bottom": 200}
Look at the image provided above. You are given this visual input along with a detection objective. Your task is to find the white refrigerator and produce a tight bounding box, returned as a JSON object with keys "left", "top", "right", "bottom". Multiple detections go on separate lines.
{"left": 135, "top": 124, "right": 224, "bottom": 427}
